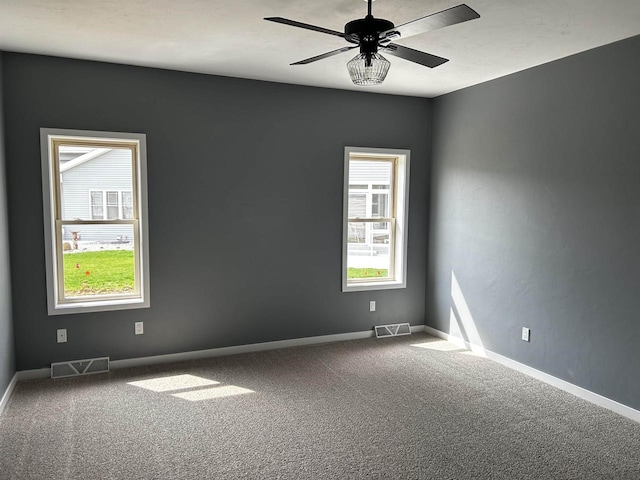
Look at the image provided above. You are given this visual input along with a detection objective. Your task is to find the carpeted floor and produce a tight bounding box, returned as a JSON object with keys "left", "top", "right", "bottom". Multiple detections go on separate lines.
{"left": 0, "top": 333, "right": 639, "bottom": 479}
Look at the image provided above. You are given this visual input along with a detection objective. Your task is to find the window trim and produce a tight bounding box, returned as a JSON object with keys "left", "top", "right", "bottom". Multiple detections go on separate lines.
{"left": 342, "top": 146, "right": 410, "bottom": 292}
{"left": 41, "top": 128, "right": 150, "bottom": 315}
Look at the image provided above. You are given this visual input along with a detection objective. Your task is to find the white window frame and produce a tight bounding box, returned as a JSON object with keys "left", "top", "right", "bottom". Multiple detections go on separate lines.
{"left": 342, "top": 146, "right": 410, "bottom": 292}
{"left": 40, "top": 128, "right": 150, "bottom": 315}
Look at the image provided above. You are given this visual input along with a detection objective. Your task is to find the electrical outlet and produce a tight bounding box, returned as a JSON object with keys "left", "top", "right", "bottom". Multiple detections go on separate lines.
{"left": 522, "top": 327, "right": 530, "bottom": 342}
{"left": 369, "top": 301, "right": 376, "bottom": 312}
{"left": 135, "top": 322, "right": 144, "bottom": 335}
{"left": 57, "top": 329, "right": 67, "bottom": 343}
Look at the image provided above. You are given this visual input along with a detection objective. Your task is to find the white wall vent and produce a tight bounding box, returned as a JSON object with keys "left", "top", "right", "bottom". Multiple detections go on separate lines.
{"left": 51, "top": 357, "right": 110, "bottom": 379}
{"left": 375, "top": 323, "right": 411, "bottom": 338}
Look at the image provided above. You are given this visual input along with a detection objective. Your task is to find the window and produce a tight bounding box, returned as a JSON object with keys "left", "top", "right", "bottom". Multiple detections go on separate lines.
{"left": 41, "top": 129, "right": 150, "bottom": 314}
{"left": 89, "top": 190, "right": 133, "bottom": 220}
{"left": 342, "top": 147, "right": 410, "bottom": 292}
{"left": 90, "top": 191, "right": 104, "bottom": 219}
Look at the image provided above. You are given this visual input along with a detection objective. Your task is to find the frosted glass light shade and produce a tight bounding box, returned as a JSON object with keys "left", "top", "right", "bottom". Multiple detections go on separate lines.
{"left": 346, "top": 52, "right": 391, "bottom": 86}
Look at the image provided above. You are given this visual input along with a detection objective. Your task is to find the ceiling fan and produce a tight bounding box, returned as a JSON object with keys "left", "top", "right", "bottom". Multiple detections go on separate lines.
{"left": 265, "top": 1, "right": 480, "bottom": 86}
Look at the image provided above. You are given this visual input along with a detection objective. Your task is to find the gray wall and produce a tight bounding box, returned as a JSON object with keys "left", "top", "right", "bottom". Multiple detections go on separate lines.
{"left": 2, "top": 53, "right": 430, "bottom": 370}
{"left": 0, "top": 51, "right": 16, "bottom": 394}
{"left": 428, "top": 35, "right": 640, "bottom": 410}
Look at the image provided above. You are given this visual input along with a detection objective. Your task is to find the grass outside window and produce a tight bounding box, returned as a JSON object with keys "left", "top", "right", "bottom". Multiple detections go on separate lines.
{"left": 348, "top": 267, "right": 389, "bottom": 279}
{"left": 63, "top": 250, "right": 134, "bottom": 296}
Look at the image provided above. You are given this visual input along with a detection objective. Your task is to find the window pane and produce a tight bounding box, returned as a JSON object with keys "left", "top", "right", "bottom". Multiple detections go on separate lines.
{"left": 59, "top": 146, "right": 133, "bottom": 221}
{"left": 91, "top": 206, "right": 104, "bottom": 220}
{"left": 372, "top": 193, "right": 389, "bottom": 218}
{"left": 372, "top": 232, "right": 390, "bottom": 244}
{"left": 346, "top": 221, "right": 391, "bottom": 280}
{"left": 61, "top": 224, "right": 135, "bottom": 298}
{"left": 348, "top": 194, "right": 366, "bottom": 218}
{"left": 347, "top": 222, "right": 365, "bottom": 244}
{"left": 346, "top": 159, "right": 394, "bottom": 281}
{"left": 106, "top": 191, "right": 119, "bottom": 220}
{"left": 122, "top": 191, "right": 133, "bottom": 220}
{"left": 372, "top": 221, "right": 390, "bottom": 234}
{"left": 348, "top": 160, "right": 392, "bottom": 190}
{"left": 90, "top": 191, "right": 103, "bottom": 219}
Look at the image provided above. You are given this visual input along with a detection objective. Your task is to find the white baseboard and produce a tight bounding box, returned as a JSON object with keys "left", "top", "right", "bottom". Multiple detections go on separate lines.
{"left": 12, "top": 325, "right": 427, "bottom": 379}
{"left": 16, "top": 368, "right": 51, "bottom": 381}
{"left": 112, "top": 325, "right": 425, "bottom": 369}
{"left": 423, "top": 325, "right": 640, "bottom": 424}
{"left": 111, "top": 329, "right": 374, "bottom": 369}
{"left": 0, "top": 373, "right": 18, "bottom": 416}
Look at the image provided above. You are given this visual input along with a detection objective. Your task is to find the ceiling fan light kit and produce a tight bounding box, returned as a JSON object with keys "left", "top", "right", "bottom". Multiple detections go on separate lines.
{"left": 265, "top": 0, "right": 480, "bottom": 86}
{"left": 346, "top": 52, "right": 390, "bottom": 86}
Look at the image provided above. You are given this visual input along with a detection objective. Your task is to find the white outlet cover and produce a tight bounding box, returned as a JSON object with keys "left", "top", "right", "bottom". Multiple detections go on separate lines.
{"left": 369, "top": 301, "right": 376, "bottom": 312}
{"left": 522, "top": 327, "right": 530, "bottom": 342}
{"left": 57, "top": 329, "right": 67, "bottom": 343}
{"left": 135, "top": 322, "right": 144, "bottom": 335}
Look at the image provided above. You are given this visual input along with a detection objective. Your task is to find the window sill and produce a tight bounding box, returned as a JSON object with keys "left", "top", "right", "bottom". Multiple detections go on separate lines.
{"left": 49, "top": 297, "right": 150, "bottom": 316}
{"left": 342, "top": 280, "right": 406, "bottom": 292}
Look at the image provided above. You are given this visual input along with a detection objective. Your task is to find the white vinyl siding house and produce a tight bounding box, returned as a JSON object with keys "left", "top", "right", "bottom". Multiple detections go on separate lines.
{"left": 60, "top": 148, "right": 133, "bottom": 244}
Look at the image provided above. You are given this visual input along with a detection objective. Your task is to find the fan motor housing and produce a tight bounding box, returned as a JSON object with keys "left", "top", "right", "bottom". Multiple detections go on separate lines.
{"left": 345, "top": 15, "right": 395, "bottom": 42}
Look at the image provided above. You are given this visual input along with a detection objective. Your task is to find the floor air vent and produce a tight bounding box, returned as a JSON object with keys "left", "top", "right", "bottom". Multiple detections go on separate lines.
{"left": 51, "top": 357, "right": 110, "bottom": 379}
{"left": 375, "top": 323, "right": 411, "bottom": 338}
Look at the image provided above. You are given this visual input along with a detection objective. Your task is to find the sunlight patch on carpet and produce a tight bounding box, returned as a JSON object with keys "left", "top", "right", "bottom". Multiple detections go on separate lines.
{"left": 460, "top": 350, "right": 487, "bottom": 358}
{"left": 127, "top": 374, "right": 254, "bottom": 402}
{"left": 411, "top": 340, "right": 463, "bottom": 352}
{"left": 172, "top": 385, "right": 254, "bottom": 402}
{"left": 127, "top": 374, "right": 219, "bottom": 392}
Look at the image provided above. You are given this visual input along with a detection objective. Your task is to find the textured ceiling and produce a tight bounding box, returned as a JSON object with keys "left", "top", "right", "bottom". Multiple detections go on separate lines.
{"left": 1, "top": 0, "right": 640, "bottom": 98}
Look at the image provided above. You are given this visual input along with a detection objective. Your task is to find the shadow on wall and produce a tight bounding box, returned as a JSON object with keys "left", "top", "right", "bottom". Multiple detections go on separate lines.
{"left": 449, "top": 271, "right": 486, "bottom": 356}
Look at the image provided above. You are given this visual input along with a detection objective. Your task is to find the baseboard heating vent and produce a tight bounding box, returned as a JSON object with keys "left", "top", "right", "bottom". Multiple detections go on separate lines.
{"left": 375, "top": 323, "right": 411, "bottom": 338}
{"left": 51, "top": 357, "right": 110, "bottom": 379}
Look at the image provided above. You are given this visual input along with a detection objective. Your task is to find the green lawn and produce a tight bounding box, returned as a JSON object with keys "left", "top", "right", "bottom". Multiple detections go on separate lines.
{"left": 63, "top": 250, "right": 134, "bottom": 296}
{"left": 347, "top": 268, "right": 389, "bottom": 279}
{"left": 63, "top": 252, "right": 383, "bottom": 295}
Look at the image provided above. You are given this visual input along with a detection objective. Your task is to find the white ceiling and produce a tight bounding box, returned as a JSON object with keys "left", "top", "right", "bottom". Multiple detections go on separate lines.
{"left": 1, "top": 0, "right": 640, "bottom": 98}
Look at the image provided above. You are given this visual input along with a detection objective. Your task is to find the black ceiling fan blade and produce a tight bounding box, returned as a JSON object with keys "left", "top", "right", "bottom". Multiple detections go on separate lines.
{"left": 265, "top": 17, "right": 357, "bottom": 42}
{"left": 291, "top": 46, "right": 358, "bottom": 65}
{"left": 381, "top": 44, "right": 449, "bottom": 68}
{"left": 379, "top": 4, "right": 480, "bottom": 41}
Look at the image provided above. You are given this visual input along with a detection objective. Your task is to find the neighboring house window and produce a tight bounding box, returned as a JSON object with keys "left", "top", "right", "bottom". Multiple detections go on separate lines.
{"left": 41, "top": 129, "right": 150, "bottom": 315}
{"left": 89, "top": 190, "right": 133, "bottom": 220}
{"left": 90, "top": 191, "right": 104, "bottom": 219}
{"left": 122, "top": 191, "right": 133, "bottom": 219}
{"left": 342, "top": 147, "right": 410, "bottom": 292}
